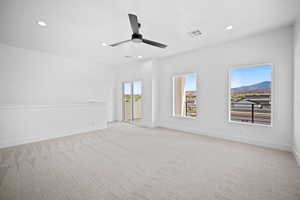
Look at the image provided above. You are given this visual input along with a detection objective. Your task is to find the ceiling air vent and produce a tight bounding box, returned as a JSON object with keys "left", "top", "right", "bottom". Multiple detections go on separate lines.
{"left": 188, "top": 29, "right": 202, "bottom": 37}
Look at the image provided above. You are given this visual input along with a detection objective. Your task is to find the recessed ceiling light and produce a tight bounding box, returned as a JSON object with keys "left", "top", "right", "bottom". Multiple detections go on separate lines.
{"left": 101, "top": 42, "right": 108, "bottom": 46}
{"left": 137, "top": 55, "right": 143, "bottom": 59}
{"left": 226, "top": 25, "right": 233, "bottom": 30}
{"left": 37, "top": 20, "right": 47, "bottom": 27}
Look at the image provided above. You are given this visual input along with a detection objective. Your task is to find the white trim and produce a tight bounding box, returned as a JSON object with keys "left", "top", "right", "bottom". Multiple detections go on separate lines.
{"left": 171, "top": 115, "right": 197, "bottom": 120}
{"left": 228, "top": 63, "right": 274, "bottom": 127}
{"left": 293, "top": 146, "right": 300, "bottom": 167}
{"left": 159, "top": 122, "right": 291, "bottom": 152}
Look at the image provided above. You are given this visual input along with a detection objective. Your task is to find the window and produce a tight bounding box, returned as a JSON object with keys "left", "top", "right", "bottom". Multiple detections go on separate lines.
{"left": 229, "top": 64, "right": 272, "bottom": 126}
{"left": 173, "top": 73, "right": 197, "bottom": 118}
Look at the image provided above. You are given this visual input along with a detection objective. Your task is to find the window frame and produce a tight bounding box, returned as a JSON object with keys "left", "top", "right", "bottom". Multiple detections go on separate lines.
{"left": 172, "top": 72, "right": 198, "bottom": 119}
{"left": 132, "top": 80, "right": 144, "bottom": 120}
{"left": 122, "top": 79, "right": 144, "bottom": 122}
{"left": 228, "top": 63, "right": 274, "bottom": 127}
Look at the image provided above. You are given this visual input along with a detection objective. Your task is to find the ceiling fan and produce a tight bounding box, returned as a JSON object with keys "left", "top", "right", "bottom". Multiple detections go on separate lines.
{"left": 109, "top": 14, "right": 167, "bottom": 48}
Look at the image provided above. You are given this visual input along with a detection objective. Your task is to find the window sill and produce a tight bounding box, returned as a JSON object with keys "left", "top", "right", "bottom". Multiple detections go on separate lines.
{"left": 228, "top": 120, "right": 272, "bottom": 128}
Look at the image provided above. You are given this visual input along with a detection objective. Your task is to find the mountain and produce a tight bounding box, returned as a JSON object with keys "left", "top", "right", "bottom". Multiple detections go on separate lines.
{"left": 231, "top": 81, "right": 271, "bottom": 94}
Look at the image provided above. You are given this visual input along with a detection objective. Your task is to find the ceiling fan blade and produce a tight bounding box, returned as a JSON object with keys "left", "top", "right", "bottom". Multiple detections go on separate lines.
{"left": 142, "top": 39, "right": 167, "bottom": 48}
{"left": 128, "top": 14, "right": 139, "bottom": 34}
{"left": 109, "top": 39, "right": 132, "bottom": 47}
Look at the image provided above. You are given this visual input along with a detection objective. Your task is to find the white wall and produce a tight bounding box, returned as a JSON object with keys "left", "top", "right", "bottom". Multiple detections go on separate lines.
{"left": 158, "top": 27, "right": 294, "bottom": 151}
{"left": 0, "top": 103, "right": 107, "bottom": 148}
{"left": 0, "top": 43, "right": 114, "bottom": 147}
{"left": 294, "top": 17, "right": 300, "bottom": 164}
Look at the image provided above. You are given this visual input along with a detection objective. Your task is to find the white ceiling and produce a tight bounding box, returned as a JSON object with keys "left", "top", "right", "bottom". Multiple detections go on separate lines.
{"left": 0, "top": 0, "right": 299, "bottom": 66}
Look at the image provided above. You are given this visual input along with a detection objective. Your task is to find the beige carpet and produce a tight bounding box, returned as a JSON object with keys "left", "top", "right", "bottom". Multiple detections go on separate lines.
{"left": 0, "top": 122, "right": 300, "bottom": 200}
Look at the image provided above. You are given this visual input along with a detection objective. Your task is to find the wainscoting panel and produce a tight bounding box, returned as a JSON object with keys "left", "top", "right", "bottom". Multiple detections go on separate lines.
{"left": 0, "top": 102, "right": 107, "bottom": 148}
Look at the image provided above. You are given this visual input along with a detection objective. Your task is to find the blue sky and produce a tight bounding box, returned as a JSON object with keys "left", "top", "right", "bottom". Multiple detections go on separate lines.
{"left": 231, "top": 65, "right": 272, "bottom": 88}
{"left": 124, "top": 81, "right": 142, "bottom": 95}
{"left": 133, "top": 81, "right": 142, "bottom": 94}
{"left": 185, "top": 74, "right": 197, "bottom": 91}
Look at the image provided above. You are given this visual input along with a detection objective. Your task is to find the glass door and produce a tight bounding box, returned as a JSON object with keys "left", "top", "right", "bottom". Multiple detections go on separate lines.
{"left": 122, "top": 81, "right": 143, "bottom": 122}
{"left": 123, "top": 82, "right": 133, "bottom": 122}
{"left": 133, "top": 81, "right": 142, "bottom": 120}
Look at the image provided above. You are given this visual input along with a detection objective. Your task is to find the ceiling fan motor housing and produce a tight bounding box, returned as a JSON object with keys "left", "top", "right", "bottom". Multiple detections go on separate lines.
{"left": 132, "top": 33, "right": 143, "bottom": 43}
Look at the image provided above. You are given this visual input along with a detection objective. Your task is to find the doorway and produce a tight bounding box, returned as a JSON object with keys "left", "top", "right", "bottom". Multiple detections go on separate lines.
{"left": 122, "top": 80, "right": 143, "bottom": 122}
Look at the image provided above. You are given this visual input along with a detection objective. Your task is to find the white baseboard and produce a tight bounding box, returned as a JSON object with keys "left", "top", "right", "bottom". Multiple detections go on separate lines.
{"left": 159, "top": 123, "right": 292, "bottom": 152}
{"left": 293, "top": 146, "right": 300, "bottom": 167}
{"left": 114, "top": 120, "right": 158, "bottom": 129}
